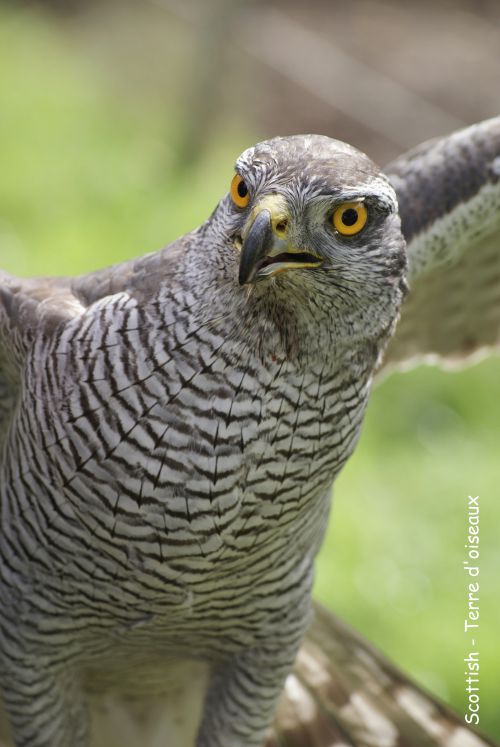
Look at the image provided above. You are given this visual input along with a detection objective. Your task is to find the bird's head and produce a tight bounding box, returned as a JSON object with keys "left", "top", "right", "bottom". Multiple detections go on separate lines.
{"left": 200, "top": 135, "right": 408, "bottom": 357}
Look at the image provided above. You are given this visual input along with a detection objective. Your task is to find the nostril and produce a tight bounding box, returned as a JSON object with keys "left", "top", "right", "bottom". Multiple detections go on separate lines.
{"left": 275, "top": 220, "right": 288, "bottom": 234}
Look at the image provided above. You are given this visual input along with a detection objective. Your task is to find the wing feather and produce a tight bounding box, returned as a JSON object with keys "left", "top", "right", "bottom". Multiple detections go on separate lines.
{"left": 0, "top": 270, "right": 84, "bottom": 453}
{"left": 0, "top": 241, "right": 184, "bottom": 454}
{"left": 382, "top": 117, "right": 500, "bottom": 370}
{"left": 268, "top": 603, "right": 498, "bottom": 747}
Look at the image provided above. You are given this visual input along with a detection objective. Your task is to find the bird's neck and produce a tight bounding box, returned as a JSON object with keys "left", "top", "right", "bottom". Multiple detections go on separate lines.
{"left": 173, "top": 278, "right": 382, "bottom": 373}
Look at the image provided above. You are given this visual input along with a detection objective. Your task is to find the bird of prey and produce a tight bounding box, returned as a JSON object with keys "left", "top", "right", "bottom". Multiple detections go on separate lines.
{"left": 0, "top": 117, "right": 499, "bottom": 747}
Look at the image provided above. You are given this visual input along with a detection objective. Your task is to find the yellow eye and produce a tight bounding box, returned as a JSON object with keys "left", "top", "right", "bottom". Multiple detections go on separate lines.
{"left": 230, "top": 174, "right": 250, "bottom": 208}
{"left": 332, "top": 202, "right": 368, "bottom": 236}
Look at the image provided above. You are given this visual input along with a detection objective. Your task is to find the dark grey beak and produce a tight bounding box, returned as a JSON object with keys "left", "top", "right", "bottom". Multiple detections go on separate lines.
{"left": 238, "top": 209, "right": 273, "bottom": 286}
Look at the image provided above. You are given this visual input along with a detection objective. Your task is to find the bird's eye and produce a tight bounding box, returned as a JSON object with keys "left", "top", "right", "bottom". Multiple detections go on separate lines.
{"left": 230, "top": 174, "right": 250, "bottom": 208}
{"left": 332, "top": 202, "right": 368, "bottom": 236}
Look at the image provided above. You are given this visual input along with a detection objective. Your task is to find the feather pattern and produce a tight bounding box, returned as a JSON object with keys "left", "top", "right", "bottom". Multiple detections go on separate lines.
{"left": 383, "top": 116, "right": 500, "bottom": 370}
{"left": 1, "top": 603, "right": 495, "bottom": 747}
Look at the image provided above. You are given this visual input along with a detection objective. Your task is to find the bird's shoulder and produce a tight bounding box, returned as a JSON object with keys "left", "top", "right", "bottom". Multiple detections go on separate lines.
{"left": 1, "top": 236, "right": 188, "bottom": 351}
{"left": 0, "top": 236, "right": 187, "bottom": 447}
{"left": 72, "top": 234, "right": 189, "bottom": 309}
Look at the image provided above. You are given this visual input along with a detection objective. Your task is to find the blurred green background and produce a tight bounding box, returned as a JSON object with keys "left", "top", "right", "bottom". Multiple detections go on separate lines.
{"left": 0, "top": 0, "right": 499, "bottom": 740}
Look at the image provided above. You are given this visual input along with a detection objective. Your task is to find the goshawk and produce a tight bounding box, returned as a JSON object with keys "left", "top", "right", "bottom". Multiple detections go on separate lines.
{"left": 0, "top": 117, "right": 499, "bottom": 747}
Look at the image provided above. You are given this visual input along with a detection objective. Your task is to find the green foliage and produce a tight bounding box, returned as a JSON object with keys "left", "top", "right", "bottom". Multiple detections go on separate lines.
{"left": 0, "top": 7, "right": 252, "bottom": 278}
{"left": 1, "top": 6, "right": 499, "bottom": 740}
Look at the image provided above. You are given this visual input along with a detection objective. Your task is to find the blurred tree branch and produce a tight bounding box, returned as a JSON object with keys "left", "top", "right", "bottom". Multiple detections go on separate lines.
{"left": 152, "top": 0, "right": 464, "bottom": 169}
{"left": 153, "top": 0, "right": 251, "bottom": 177}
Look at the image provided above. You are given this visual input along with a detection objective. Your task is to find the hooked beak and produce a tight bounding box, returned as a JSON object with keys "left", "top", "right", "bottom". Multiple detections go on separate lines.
{"left": 238, "top": 197, "right": 323, "bottom": 286}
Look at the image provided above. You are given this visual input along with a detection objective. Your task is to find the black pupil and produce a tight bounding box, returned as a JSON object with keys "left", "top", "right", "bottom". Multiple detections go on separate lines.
{"left": 341, "top": 208, "right": 358, "bottom": 226}
{"left": 237, "top": 180, "right": 248, "bottom": 198}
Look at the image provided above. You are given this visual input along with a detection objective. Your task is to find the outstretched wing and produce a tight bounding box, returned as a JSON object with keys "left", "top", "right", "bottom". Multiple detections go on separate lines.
{"left": 267, "top": 602, "right": 497, "bottom": 747}
{"left": 381, "top": 116, "right": 500, "bottom": 371}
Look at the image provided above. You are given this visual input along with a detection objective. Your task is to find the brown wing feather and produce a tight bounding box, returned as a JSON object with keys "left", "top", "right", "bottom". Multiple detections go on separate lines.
{"left": 268, "top": 602, "right": 498, "bottom": 747}
{"left": 381, "top": 117, "right": 500, "bottom": 371}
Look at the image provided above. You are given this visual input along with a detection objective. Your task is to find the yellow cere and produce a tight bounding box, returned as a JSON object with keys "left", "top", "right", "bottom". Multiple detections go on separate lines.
{"left": 230, "top": 174, "right": 250, "bottom": 208}
{"left": 332, "top": 202, "right": 368, "bottom": 236}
